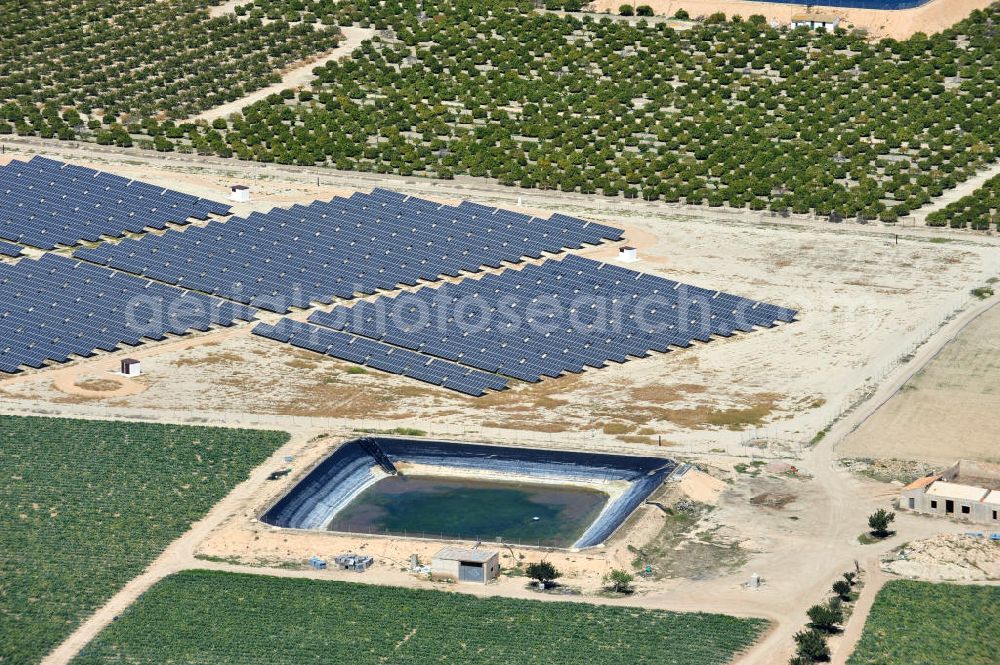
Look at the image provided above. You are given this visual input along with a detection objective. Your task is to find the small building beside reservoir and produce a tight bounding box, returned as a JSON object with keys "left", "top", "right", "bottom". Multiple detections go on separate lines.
{"left": 431, "top": 547, "right": 500, "bottom": 584}
{"left": 899, "top": 460, "right": 1000, "bottom": 525}
{"left": 791, "top": 14, "right": 841, "bottom": 32}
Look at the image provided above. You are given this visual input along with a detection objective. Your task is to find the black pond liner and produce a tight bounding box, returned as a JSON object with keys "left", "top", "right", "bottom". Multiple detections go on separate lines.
{"left": 262, "top": 437, "right": 675, "bottom": 549}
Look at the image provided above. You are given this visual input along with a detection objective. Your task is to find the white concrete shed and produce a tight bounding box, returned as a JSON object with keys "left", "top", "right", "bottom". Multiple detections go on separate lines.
{"left": 431, "top": 547, "right": 500, "bottom": 584}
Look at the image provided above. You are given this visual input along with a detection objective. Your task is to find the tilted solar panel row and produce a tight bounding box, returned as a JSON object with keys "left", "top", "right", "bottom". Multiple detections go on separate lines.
{"left": 252, "top": 318, "right": 507, "bottom": 397}
{"left": 75, "top": 190, "right": 625, "bottom": 314}
{"left": 0, "top": 254, "right": 256, "bottom": 374}
{"left": 0, "top": 240, "right": 23, "bottom": 258}
{"left": 307, "top": 254, "right": 797, "bottom": 383}
{"left": 0, "top": 156, "right": 231, "bottom": 249}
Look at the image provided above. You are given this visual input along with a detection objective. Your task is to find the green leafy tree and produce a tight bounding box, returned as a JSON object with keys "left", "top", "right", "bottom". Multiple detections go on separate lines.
{"left": 619, "top": 4, "right": 634, "bottom": 16}
{"left": 603, "top": 569, "right": 635, "bottom": 594}
{"left": 868, "top": 509, "right": 896, "bottom": 538}
{"left": 526, "top": 561, "right": 561, "bottom": 588}
{"left": 807, "top": 603, "right": 843, "bottom": 633}
{"left": 794, "top": 628, "right": 830, "bottom": 662}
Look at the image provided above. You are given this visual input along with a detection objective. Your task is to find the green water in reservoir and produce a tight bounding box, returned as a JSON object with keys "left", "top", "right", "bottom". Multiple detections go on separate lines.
{"left": 327, "top": 475, "right": 609, "bottom": 547}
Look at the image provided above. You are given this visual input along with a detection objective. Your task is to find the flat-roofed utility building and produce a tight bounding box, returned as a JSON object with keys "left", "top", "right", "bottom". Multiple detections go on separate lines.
{"left": 899, "top": 460, "right": 1000, "bottom": 525}
{"left": 431, "top": 547, "right": 500, "bottom": 584}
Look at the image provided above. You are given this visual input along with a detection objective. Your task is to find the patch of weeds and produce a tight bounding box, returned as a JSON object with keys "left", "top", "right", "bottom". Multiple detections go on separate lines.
{"left": 345, "top": 366, "right": 367, "bottom": 375}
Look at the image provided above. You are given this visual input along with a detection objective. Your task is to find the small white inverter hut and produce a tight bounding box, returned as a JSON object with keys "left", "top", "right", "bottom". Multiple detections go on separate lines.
{"left": 229, "top": 185, "right": 250, "bottom": 203}
{"left": 121, "top": 358, "right": 141, "bottom": 376}
{"left": 619, "top": 246, "right": 638, "bottom": 262}
{"left": 431, "top": 547, "right": 500, "bottom": 584}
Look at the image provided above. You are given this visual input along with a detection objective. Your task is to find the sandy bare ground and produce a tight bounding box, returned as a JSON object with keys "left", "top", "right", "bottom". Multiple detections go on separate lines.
{"left": 839, "top": 299, "right": 1000, "bottom": 464}
{"left": 587, "top": 0, "right": 995, "bottom": 40}
{"left": 208, "top": 0, "right": 251, "bottom": 17}
{"left": 188, "top": 26, "right": 375, "bottom": 123}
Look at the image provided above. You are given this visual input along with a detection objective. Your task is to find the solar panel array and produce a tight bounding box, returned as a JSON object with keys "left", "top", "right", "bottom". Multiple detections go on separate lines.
{"left": 252, "top": 318, "right": 508, "bottom": 397}
{"left": 303, "top": 254, "right": 796, "bottom": 386}
{"left": 0, "top": 156, "right": 231, "bottom": 250}
{"left": 0, "top": 254, "right": 256, "bottom": 374}
{"left": 0, "top": 240, "right": 23, "bottom": 258}
{"left": 76, "top": 188, "right": 623, "bottom": 314}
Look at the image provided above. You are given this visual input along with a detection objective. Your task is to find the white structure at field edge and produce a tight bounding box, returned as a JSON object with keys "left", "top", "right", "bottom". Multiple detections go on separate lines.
{"left": 229, "top": 184, "right": 250, "bottom": 203}
{"left": 791, "top": 14, "right": 841, "bottom": 31}
{"left": 431, "top": 547, "right": 500, "bottom": 584}
{"left": 899, "top": 460, "right": 1000, "bottom": 526}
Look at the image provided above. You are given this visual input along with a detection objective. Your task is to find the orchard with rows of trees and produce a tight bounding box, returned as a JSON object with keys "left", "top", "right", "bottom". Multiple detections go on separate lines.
{"left": 1, "top": 0, "right": 997, "bottom": 224}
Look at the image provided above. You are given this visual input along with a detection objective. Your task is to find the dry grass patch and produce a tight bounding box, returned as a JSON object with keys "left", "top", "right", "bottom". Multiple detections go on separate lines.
{"left": 630, "top": 383, "right": 706, "bottom": 404}
{"left": 601, "top": 422, "right": 634, "bottom": 435}
{"left": 173, "top": 351, "right": 243, "bottom": 367}
{"left": 482, "top": 420, "right": 573, "bottom": 433}
{"left": 659, "top": 393, "right": 782, "bottom": 430}
{"left": 73, "top": 378, "right": 124, "bottom": 392}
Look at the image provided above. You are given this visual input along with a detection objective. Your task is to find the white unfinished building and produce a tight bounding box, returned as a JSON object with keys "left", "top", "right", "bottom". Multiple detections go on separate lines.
{"left": 899, "top": 460, "right": 1000, "bottom": 525}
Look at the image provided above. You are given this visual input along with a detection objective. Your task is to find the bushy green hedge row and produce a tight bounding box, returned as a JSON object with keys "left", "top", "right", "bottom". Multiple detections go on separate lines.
{"left": 926, "top": 174, "right": 1000, "bottom": 229}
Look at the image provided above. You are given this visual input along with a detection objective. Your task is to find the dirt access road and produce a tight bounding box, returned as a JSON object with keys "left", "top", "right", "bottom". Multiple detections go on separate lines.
{"left": 33, "top": 286, "right": 1000, "bottom": 665}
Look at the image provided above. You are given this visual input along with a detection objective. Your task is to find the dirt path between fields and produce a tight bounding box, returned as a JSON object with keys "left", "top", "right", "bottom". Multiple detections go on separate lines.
{"left": 188, "top": 26, "right": 374, "bottom": 123}
{"left": 910, "top": 159, "right": 1000, "bottom": 225}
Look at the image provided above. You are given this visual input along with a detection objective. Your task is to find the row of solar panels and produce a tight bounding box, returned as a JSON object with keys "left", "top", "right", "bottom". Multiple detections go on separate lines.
{"left": 0, "top": 156, "right": 231, "bottom": 249}
{"left": 0, "top": 254, "right": 256, "bottom": 374}
{"left": 0, "top": 240, "right": 23, "bottom": 258}
{"left": 75, "top": 190, "right": 625, "bottom": 313}
{"left": 252, "top": 318, "right": 508, "bottom": 397}
{"left": 295, "top": 255, "right": 797, "bottom": 385}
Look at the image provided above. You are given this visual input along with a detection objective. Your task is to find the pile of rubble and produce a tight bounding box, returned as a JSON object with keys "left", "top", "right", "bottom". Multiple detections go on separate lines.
{"left": 841, "top": 458, "right": 938, "bottom": 484}
{"left": 884, "top": 534, "right": 1000, "bottom": 581}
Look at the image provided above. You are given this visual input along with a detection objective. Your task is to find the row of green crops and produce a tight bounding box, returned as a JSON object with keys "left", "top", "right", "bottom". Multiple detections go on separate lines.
{"left": 848, "top": 580, "right": 1000, "bottom": 664}
{"left": 0, "top": 415, "right": 288, "bottom": 665}
{"left": 926, "top": 174, "right": 1000, "bottom": 229}
{"left": 73, "top": 570, "right": 768, "bottom": 664}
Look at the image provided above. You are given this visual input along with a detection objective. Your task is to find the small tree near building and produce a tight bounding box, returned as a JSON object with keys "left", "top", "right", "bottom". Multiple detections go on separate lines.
{"left": 868, "top": 509, "right": 896, "bottom": 538}
{"left": 603, "top": 569, "right": 635, "bottom": 594}
{"left": 525, "top": 561, "right": 561, "bottom": 589}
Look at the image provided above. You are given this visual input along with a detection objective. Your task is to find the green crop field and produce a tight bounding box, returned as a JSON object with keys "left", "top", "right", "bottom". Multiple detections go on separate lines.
{"left": 848, "top": 580, "right": 1000, "bottom": 665}
{"left": 73, "top": 570, "right": 767, "bottom": 664}
{"left": 0, "top": 416, "right": 288, "bottom": 665}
